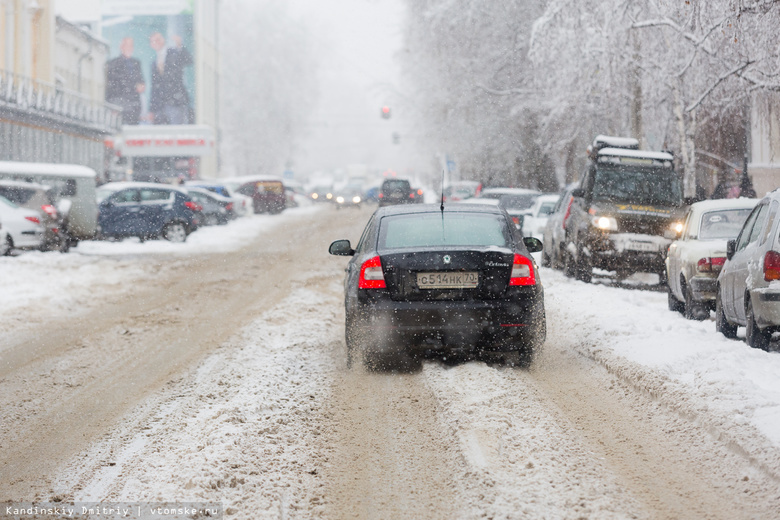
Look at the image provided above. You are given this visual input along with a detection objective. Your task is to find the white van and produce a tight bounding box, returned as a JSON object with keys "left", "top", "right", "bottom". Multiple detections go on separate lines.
{"left": 0, "top": 161, "right": 98, "bottom": 243}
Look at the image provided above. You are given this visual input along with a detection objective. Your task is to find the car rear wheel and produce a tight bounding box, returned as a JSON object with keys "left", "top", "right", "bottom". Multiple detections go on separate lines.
{"left": 715, "top": 290, "right": 737, "bottom": 339}
{"left": 745, "top": 298, "right": 771, "bottom": 351}
{"left": 576, "top": 252, "right": 592, "bottom": 283}
{"left": 541, "top": 251, "right": 551, "bottom": 267}
{"left": 163, "top": 222, "right": 188, "bottom": 243}
{"left": 0, "top": 235, "right": 11, "bottom": 256}
{"left": 668, "top": 285, "right": 685, "bottom": 313}
{"left": 683, "top": 283, "right": 708, "bottom": 321}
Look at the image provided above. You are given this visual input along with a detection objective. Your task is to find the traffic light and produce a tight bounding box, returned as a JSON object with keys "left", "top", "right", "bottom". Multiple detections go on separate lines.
{"left": 381, "top": 106, "right": 391, "bottom": 119}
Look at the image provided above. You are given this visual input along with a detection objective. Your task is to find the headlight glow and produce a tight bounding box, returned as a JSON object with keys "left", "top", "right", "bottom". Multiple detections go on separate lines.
{"left": 336, "top": 196, "right": 345, "bottom": 203}
{"left": 672, "top": 221, "right": 684, "bottom": 234}
{"left": 326, "top": 193, "right": 333, "bottom": 199}
{"left": 352, "top": 196, "right": 361, "bottom": 204}
{"left": 591, "top": 215, "right": 618, "bottom": 231}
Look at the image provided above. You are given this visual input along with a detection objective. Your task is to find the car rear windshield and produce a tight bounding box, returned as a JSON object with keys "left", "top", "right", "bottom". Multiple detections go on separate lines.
{"left": 382, "top": 180, "right": 410, "bottom": 192}
{"left": 257, "top": 181, "right": 284, "bottom": 194}
{"left": 499, "top": 194, "right": 538, "bottom": 211}
{"left": 699, "top": 208, "right": 753, "bottom": 239}
{"left": 0, "top": 186, "right": 36, "bottom": 204}
{"left": 593, "top": 165, "right": 682, "bottom": 206}
{"left": 378, "top": 212, "right": 509, "bottom": 249}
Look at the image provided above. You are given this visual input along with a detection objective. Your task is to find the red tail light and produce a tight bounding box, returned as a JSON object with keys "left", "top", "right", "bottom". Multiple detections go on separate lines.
{"left": 25, "top": 216, "right": 40, "bottom": 224}
{"left": 509, "top": 254, "right": 536, "bottom": 286}
{"left": 359, "top": 255, "right": 386, "bottom": 289}
{"left": 417, "top": 189, "right": 423, "bottom": 195}
{"left": 41, "top": 204, "right": 58, "bottom": 219}
{"left": 512, "top": 216, "right": 520, "bottom": 226}
{"left": 697, "top": 256, "right": 727, "bottom": 273}
{"left": 225, "top": 202, "right": 234, "bottom": 211}
{"left": 378, "top": 193, "right": 384, "bottom": 198}
{"left": 764, "top": 251, "right": 780, "bottom": 281}
{"left": 562, "top": 196, "right": 574, "bottom": 230}
{"left": 410, "top": 193, "right": 415, "bottom": 199}
{"left": 184, "top": 201, "right": 202, "bottom": 212}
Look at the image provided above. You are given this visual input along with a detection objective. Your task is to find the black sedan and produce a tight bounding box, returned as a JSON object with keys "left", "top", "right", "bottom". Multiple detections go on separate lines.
{"left": 329, "top": 203, "right": 546, "bottom": 370}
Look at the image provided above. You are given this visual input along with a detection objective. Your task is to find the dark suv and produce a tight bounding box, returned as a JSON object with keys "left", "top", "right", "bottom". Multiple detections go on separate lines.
{"left": 378, "top": 178, "right": 414, "bottom": 207}
{"left": 564, "top": 135, "right": 685, "bottom": 283}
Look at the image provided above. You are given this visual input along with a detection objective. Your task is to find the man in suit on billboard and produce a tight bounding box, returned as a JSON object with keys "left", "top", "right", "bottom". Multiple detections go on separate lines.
{"left": 105, "top": 37, "right": 145, "bottom": 125}
{"left": 148, "top": 32, "right": 193, "bottom": 125}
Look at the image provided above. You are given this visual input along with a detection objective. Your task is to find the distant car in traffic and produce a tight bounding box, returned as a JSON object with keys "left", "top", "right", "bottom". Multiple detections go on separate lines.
{"left": 96, "top": 182, "right": 200, "bottom": 242}
{"left": 522, "top": 194, "right": 560, "bottom": 238}
{"left": 442, "top": 180, "right": 482, "bottom": 202}
{"left": 378, "top": 178, "right": 414, "bottom": 207}
{"left": 717, "top": 190, "right": 780, "bottom": 350}
{"left": 334, "top": 184, "right": 364, "bottom": 209}
{"left": 541, "top": 184, "right": 578, "bottom": 268}
{"left": 0, "top": 194, "right": 46, "bottom": 253}
{"left": 185, "top": 181, "right": 251, "bottom": 217}
{"left": 329, "top": 203, "right": 546, "bottom": 370}
{"left": 666, "top": 198, "right": 757, "bottom": 320}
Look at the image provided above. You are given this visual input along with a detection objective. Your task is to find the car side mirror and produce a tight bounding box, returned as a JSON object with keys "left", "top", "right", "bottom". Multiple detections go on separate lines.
{"left": 726, "top": 239, "right": 736, "bottom": 261}
{"left": 571, "top": 188, "right": 584, "bottom": 198}
{"left": 523, "top": 237, "right": 543, "bottom": 253}
{"left": 329, "top": 239, "right": 354, "bottom": 256}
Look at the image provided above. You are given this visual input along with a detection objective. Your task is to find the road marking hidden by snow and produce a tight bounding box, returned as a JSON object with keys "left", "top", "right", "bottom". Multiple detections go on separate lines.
{"left": 53, "top": 283, "right": 342, "bottom": 519}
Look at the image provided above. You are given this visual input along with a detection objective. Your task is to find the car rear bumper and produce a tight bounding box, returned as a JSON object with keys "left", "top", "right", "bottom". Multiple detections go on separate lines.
{"left": 351, "top": 294, "right": 545, "bottom": 352}
{"left": 751, "top": 288, "right": 780, "bottom": 328}
{"left": 586, "top": 232, "right": 670, "bottom": 273}
{"left": 689, "top": 276, "right": 717, "bottom": 302}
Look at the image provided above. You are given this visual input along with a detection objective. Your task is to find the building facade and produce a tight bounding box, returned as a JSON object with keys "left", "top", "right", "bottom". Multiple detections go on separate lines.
{"left": 0, "top": 0, "right": 120, "bottom": 175}
{"left": 750, "top": 92, "right": 780, "bottom": 197}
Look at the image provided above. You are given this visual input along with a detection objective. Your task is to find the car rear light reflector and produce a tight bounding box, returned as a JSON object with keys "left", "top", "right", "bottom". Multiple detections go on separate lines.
{"left": 25, "top": 216, "right": 40, "bottom": 224}
{"left": 764, "top": 251, "right": 780, "bottom": 281}
{"left": 509, "top": 254, "right": 536, "bottom": 286}
{"left": 225, "top": 202, "right": 234, "bottom": 211}
{"left": 697, "top": 257, "right": 726, "bottom": 273}
{"left": 562, "top": 196, "right": 574, "bottom": 230}
{"left": 41, "top": 204, "right": 58, "bottom": 219}
{"left": 184, "top": 201, "right": 202, "bottom": 212}
{"left": 359, "top": 255, "right": 386, "bottom": 289}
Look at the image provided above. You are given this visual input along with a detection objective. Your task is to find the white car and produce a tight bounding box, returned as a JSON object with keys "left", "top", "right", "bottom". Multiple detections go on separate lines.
{"left": 185, "top": 180, "right": 252, "bottom": 217}
{"left": 477, "top": 187, "right": 542, "bottom": 227}
{"left": 666, "top": 198, "right": 758, "bottom": 320}
{"left": 522, "top": 194, "right": 560, "bottom": 238}
{"left": 0, "top": 194, "right": 46, "bottom": 253}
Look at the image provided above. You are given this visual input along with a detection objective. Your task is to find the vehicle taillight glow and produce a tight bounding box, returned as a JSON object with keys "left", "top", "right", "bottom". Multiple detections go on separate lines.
{"left": 378, "top": 193, "right": 384, "bottom": 198}
{"left": 184, "top": 201, "right": 202, "bottom": 212}
{"left": 512, "top": 216, "right": 520, "bottom": 226}
{"left": 359, "top": 255, "right": 386, "bottom": 289}
{"left": 764, "top": 251, "right": 780, "bottom": 281}
{"left": 562, "top": 196, "right": 574, "bottom": 230}
{"left": 509, "top": 254, "right": 536, "bottom": 286}
{"left": 225, "top": 202, "right": 234, "bottom": 211}
{"left": 698, "top": 256, "right": 727, "bottom": 273}
{"left": 41, "top": 204, "right": 58, "bottom": 219}
{"left": 25, "top": 216, "right": 40, "bottom": 224}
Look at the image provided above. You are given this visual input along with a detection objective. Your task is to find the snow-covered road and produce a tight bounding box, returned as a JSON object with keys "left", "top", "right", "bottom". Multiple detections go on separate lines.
{"left": 1, "top": 205, "right": 780, "bottom": 519}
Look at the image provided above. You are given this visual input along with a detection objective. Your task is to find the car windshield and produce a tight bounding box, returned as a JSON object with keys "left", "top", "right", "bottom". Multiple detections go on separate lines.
{"left": 699, "top": 209, "right": 753, "bottom": 240}
{"left": 96, "top": 187, "right": 119, "bottom": 203}
{"left": 378, "top": 212, "right": 509, "bottom": 249}
{"left": 383, "top": 180, "right": 410, "bottom": 192}
{"left": 0, "top": 194, "right": 19, "bottom": 208}
{"left": 0, "top": 186, "right": 36, "bottom": 204}
{"left": 592, "top": 165, "right": 682, "bottom": 206}
{"left": 538, "top": 202, "right": 557, "bottom": 216}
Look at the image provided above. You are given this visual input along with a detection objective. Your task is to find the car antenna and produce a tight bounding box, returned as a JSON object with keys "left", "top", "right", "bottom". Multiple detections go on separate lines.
{"left": 440, "top": 166, "right": 445, "bottom": 213}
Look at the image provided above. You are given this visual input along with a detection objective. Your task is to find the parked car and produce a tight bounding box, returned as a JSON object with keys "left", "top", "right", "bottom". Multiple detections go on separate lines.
{"left": 522, "top": 194, "right": 560, "bottom": 238}
{"left": 328, "top": 203, "right": 546, "bottom": 370}
{"left": 185, "top": 181, "right": 251, "bottom": 217}
{"left": 96, "top": 182, "right": 200, "bottom": 242}
{"left": 541, "top": 184, "right": 578, "bottom": 268}
{"left": 442, "top": 180, "right": 482, "bottom": 202}
{"left": 717, "top": 190, "right": 780, "bottom": 350}
{"left": 186, "top": 187, "right": 235, "bottom": 225}
{"left": 234, "top": 177, "right": 287, "bottom": 214}
{"left": 0, "top": 194, "right": 46, "bottom": 253}
{"left": 0, "top": 180, "right": 67, "bottom": 251}
{"left": 666, "top": 198, "right": 758, "bottom": 320}
{"left": 378, "top": 178, "right": 414, "bottom": 207}
{"left": 0, "top": 161, "right": 99, "bottom": 246}
{"left": 564, "top": 135, "right": 685, "bottom": 283}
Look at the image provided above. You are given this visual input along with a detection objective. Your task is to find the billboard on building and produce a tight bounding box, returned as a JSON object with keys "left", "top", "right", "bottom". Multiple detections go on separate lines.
{"left": 102, "top": 0, "right": 196, "bottom": 126}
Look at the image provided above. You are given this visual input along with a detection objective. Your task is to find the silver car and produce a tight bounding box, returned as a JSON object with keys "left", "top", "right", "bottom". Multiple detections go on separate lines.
{"left": 666, "top": 198, "right": 757, "bottom": 320}
{"left": 717, "top": 190, "right": 780, "bottom": 350}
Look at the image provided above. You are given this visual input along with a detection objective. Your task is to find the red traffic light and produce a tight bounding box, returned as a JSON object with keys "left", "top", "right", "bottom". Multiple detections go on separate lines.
{"left": 381, "top": 106, "right": 391, "bottom": 119}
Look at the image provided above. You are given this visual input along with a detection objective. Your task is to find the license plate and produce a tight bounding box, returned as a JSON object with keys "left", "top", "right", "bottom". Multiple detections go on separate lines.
{"left": 417, "top": 271, "right": 478, "bottom": 289}
{"left": 627, "top": 241, "right": 656, "bottom": 252}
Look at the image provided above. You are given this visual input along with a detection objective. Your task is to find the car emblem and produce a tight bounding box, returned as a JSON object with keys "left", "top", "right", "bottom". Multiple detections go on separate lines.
{"left": 443, "top": 255, "right": 451, "bottom": 264}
